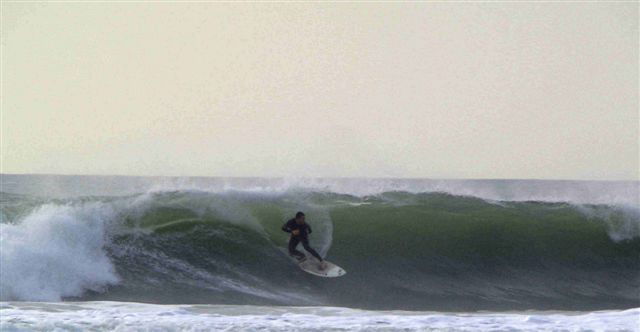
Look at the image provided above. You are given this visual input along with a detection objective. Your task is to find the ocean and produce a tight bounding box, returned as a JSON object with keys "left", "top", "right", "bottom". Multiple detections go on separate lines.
{"left": 1, "top": 174, "right": 638, "bottom": 331}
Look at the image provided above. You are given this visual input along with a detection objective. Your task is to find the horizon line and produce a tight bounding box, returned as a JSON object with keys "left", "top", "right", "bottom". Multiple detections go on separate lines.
{"left": 1, "top": 172, "right": 637, "bottom": 183}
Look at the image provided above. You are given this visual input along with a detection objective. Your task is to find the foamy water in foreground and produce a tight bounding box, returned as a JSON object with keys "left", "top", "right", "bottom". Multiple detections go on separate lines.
{"left": 1, "top": 302, "right": 638, "bottom": 332}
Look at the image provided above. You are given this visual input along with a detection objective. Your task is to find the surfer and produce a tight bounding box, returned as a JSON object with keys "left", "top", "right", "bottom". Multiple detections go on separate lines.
{"left": 282, "top": 212, "right": 326, "bottom": 269}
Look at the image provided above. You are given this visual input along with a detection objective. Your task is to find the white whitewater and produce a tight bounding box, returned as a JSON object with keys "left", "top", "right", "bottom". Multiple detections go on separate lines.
{"left": 1, "top": 302, "right": 638, "bottom": 332}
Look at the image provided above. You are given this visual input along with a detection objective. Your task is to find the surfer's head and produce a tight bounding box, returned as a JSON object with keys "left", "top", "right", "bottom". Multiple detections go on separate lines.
{"left": 295, "top": 211, "right": 306, "bottom": 224}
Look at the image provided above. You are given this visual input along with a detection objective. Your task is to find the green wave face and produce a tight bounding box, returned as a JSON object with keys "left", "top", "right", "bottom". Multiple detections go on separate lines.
{"left": 2, "top": 190, "right": 639, "bottom": 311}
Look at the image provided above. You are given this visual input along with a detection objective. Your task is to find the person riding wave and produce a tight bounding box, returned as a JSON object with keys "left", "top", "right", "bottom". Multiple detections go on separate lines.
{"left": 281, "top": 212, "right": 326, "bottom": 270}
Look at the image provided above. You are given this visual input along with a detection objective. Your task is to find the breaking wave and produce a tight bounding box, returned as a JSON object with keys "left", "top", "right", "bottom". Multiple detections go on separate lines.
{"left": 1, "top": 186, "right": 638, "bottom": 311}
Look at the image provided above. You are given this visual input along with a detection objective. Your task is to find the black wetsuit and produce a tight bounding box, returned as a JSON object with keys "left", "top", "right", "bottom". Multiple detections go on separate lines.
{"left": 281, "top": 218, "right": 323, "bottom": 262}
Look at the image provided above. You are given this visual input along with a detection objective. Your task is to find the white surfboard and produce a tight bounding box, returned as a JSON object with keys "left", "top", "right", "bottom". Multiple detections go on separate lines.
{"left": 298, "top": 257, "right": 346, "bottom": 278}
{"left": 279, "top": 248, "right": 346, "bottom": 278}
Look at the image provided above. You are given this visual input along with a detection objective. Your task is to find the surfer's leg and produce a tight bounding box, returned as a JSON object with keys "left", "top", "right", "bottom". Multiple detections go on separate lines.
{"left": 301, "top": 238, "right": 323, "bottom": 262}
{"left": 288, "top": 237, "right": 305, "bottom": 260}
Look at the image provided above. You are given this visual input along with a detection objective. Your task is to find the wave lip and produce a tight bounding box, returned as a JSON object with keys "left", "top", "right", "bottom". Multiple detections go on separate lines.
{"left": 2, "top": 174, "right": 638, "bottom": 206}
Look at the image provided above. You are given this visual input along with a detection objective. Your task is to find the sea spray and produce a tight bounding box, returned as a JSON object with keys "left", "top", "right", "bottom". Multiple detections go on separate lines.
{"left": 0, "top": 203, "right": 119, "bottom": 301}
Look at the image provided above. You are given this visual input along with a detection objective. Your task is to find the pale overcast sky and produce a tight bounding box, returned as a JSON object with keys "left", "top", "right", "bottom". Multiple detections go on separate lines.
{"left": 2, "top": 2, "right": 638, "bottom": 180}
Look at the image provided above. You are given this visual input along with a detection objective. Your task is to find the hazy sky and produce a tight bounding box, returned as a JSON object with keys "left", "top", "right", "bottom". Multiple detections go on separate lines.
{"left": 2, "top": 2, "right": 638, "bottom": 180}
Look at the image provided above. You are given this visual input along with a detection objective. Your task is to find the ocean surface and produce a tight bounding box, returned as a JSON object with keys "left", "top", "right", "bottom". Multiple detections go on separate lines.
{"left": 1, "top": 174, "right": 638, "bottom": 331}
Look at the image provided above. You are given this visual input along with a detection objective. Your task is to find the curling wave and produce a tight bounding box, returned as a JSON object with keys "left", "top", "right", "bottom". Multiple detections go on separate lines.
{"left": 1, "top": 188, "right": 638, "bottom": 311}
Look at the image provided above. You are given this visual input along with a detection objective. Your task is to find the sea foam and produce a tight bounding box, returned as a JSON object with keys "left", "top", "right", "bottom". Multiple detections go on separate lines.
{"left": 0, "top": 203, "right": 119, "bottom": 301}
{"left": 1, "top": 302, "right": 638, "bottom": 332}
